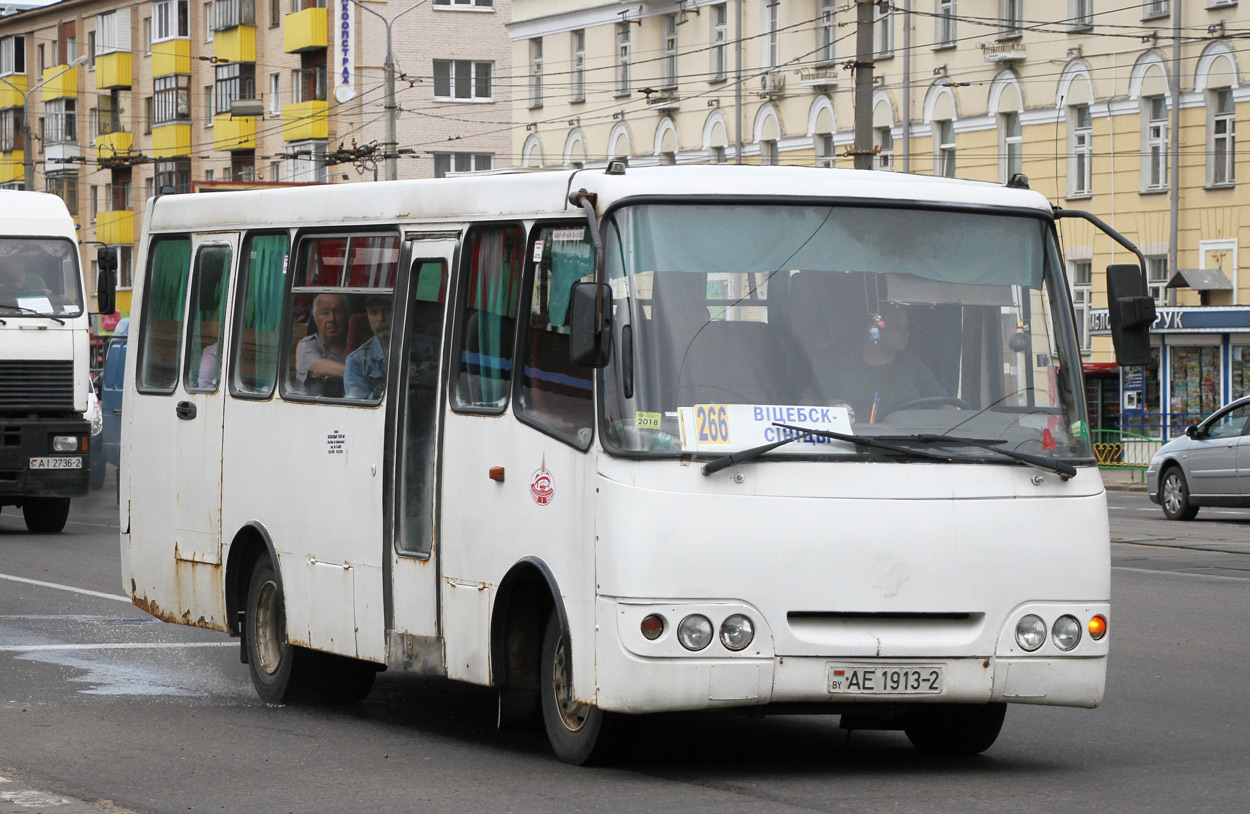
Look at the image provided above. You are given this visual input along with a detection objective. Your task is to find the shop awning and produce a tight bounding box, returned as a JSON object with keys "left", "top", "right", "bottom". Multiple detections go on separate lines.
{"left": 1167, "top": 268, "right": 1233, "bottom": 290}
{"left": 1083, "top": 362, "right": 1119, "bottom": 374}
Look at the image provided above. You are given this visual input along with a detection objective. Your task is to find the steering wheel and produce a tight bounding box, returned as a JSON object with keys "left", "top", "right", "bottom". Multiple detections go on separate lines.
{"left": 881, "top": 396, "right": 971, "bottom": 418}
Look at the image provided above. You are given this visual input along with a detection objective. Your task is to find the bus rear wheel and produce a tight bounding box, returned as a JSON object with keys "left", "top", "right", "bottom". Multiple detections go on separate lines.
{"left": 539, "top": 612, "right": 634, "bottom": 765}
{"left": 22, "top": 497, "right": 71, "bottom": 533}
{"left": 903, "top": 703, "right": 1006, "bottom": 756}
{"left": 245, "top": 557, "right": 314, "bottom": 704}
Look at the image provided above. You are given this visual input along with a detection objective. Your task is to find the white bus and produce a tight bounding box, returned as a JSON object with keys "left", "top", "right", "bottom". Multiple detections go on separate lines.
{"left": 120, "top": 166, "right": 1151, "bottom": 764}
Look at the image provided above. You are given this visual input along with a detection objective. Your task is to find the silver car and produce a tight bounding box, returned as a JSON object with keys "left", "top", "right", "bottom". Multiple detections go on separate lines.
{"left": 1146, "top": 395, "right": 1250, "bottom": 520}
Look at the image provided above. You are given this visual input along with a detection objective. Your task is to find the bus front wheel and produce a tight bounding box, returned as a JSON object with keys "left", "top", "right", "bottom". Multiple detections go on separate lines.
{"left": 540, "top": 612, "right": 634, "bottom": 765}
{"left": 903, "top": 703, "right": 1006, "bottom": 756}
{"left": 23, "top": 497, "right": 71, "bottom": 533}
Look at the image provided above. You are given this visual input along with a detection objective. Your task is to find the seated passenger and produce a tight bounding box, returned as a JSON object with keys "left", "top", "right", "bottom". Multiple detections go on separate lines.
{"left": 197, "top": 343, "right": 219, "bottom": 389}
{"left": 296, "top": 293, "right": 350, "bottom": 397}
{"left": 344, "top": 295, "right": 391, "bottom": 400}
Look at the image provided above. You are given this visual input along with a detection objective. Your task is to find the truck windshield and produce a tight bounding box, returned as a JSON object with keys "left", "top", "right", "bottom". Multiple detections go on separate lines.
{"left": 0, "top": 237, "right": 84, "bottom": 317}
{"left": 599, "top": 203, "right": 1093, "bottom": 464}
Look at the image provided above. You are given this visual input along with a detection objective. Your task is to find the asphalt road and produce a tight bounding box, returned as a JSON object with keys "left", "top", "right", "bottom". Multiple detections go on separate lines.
{"left": 1, "top": 474, "right": 1247, "bottom": 813}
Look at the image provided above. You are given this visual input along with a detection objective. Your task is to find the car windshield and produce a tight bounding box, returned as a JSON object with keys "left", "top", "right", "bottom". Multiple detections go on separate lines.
{"left": 0, "top": 237, "right": 84, "bottom": 317}
{"left": 598, "top": 202, "right": 1093, "bottom": 464}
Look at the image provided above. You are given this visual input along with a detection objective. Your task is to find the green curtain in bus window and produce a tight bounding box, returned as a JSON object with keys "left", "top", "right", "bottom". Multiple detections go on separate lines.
{"left": 232, "top": 234, "right": 289, "bottom": 395}
{"left": 456, "top": 227, "right": 523, "bottom": 409}
{"left": 185, "top": 245, "right": 232, "bottom": 392}
{"left": 138, "top": 237, "right": 192, "bottom": 392}
{"left": 547, "top": 229, "right": 593, "bottom": 328}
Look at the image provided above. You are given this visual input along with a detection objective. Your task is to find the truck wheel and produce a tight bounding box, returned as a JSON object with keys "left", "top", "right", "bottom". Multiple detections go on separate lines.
{"left": 23, "top": 497, "right": 71, "bottom": 533}
{"left": 903, "top": 703, "right": 1006, "bottom": 756}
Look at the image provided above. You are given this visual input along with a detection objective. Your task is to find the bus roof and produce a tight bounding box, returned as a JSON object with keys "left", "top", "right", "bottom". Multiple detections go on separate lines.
{"left": 0, "top": 190, "right": 78, "bottom": 240}
{"left": 145, "top": 166, "right": 1055, "bottom": 234}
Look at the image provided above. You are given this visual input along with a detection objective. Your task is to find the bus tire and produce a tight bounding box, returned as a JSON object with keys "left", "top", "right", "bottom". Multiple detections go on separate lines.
{"left": 539, "top": 611, "right": 634, "bottom": 765}
{"left": 313, "top": 652, "right": 378, "bottom": 705}
{"left": 245, "top": 557, "right": 314, "bottom": 704}
{"left": 903, "top": 703, "right": 1006, "bottom": 756}
{"left": 22, "top": 497, "right": 71, "bottom": 533}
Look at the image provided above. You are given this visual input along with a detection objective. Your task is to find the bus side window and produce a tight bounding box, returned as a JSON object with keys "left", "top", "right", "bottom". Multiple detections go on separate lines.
{"left": 516, "top": 225, "right": 595, "bottom": 448}
{"left": 184, "top": 244, "right": 232, "bottom": 393}
{"left": 230, "top": 233, "right": 289, "bottom": 397}
{"left": 136, "top": 236, "right": 192, "bottom": 394}
{"left": 452, "top": 225, "right": 525, "bottom": 411}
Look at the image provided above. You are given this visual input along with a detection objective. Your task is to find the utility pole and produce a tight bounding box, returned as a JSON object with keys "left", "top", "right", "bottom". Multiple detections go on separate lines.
{"left": 349, "top": 0, "right": 427, "bottom": 181}
{"left": 852, "top": 0, "right": 876, "bottom": 170}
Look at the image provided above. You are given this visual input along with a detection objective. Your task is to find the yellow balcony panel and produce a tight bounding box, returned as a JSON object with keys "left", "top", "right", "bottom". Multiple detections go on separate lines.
{"left": 152, "top": 38, "right": 192, "bottom": 77}
{"left": 97, "top": 210, "right": 135, "bottom": 246}
{"left": 213, "top": 113, "right": 256, "bottom": 151}
{"left": 215, "top": 26, "right": 256, "bottom": 64}
{"left": 282, "top": 100, "right": 329, "bottom": 142}
{"left": 95, "top": 131, "right": 134, "bottom": 163}
{"left": 95, "top": 51, "right": 133, "bottom": 90}
{"left": 41, "top": 65, "right": 79, "bottom": 101}
{"left": 152, "top": 123, "right": 192, "bottom": 158}
{"left": 284, "top": 8, "right": 328, "bottom": 53}
{"left": 0, "top": 73, "right": 27, "bottom": 109}
{"left": 0, "top": 149, "right": 24, "bottom": 184}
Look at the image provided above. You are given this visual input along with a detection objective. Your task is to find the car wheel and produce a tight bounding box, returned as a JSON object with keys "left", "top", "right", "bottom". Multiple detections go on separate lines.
{"left": 1160, "top": 467, "right": 1199, "bottom": 521}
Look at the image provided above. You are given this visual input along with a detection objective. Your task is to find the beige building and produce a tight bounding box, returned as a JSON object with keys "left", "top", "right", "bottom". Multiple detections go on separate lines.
{"left": 509, "top": 0, "right": 1248, "bottom": 434}
{"left": 0, "top": 0, "right": 513, "bottom": 323}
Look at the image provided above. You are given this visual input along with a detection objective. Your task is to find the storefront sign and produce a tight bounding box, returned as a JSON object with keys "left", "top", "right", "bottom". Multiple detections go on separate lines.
{"left": 335, "top": 0, "right": 356, "bottom": 103}
{"left": 1090, "top": 306, "right": 1250, "bottom": 334}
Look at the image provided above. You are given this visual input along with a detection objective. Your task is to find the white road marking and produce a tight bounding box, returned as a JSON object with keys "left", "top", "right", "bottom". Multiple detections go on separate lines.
{"left": 0, "top": 642, "right": 233, "bottom": 652}
{"left": 0, "top": 572, "right": 130, "bottom": 603}
{"left": 1113, "top": 565, "right": 1250, "bottom": 582}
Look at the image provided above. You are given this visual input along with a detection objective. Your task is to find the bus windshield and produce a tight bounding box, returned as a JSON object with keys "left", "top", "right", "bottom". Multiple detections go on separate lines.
{"left": 0, "top": 237, "right": 84, "bottom": 317}
{"left": 599, "top": 203, "right": 1092, "bottom": 463}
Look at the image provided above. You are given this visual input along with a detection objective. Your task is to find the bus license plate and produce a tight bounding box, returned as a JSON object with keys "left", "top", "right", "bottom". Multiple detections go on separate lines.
{"left": 827, "top": 664, "right": 944, "bottom": 695}
{"left": 29, "top": 457, "right": 82, "bottom": 470}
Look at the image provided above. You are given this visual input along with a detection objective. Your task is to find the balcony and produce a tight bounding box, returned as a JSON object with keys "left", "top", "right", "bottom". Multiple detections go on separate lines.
{"left": 0, "top": 73, "right": 26, "bottom": 109}
{"left": 215, "top": 26, "right": 257, "bottom": 64}
{"left": 152, "top": 39, "right": 192, "bottom": 77}
{"left": 96, "top": 131, "right": 133, "bottom": 164}
{"left": 152, "top": 123, "right": 191, "bottom": 157}
{"left": 97, "top": 210, "right": 134, "bottom": 246}
{"left": 0, "top": 149, "right": 23, "bottom": 184}
{"left": 798, "top": 67, "right": 839, "bottom": 89}
{"left": 214, "top": 113, "right": 256, "bottom": 151}
{"left": 95, "top": 52, "right": 133, "bottom": 90}
{"left": 285, "top": 8, "right": 328, "bottom": 53}
{"left": 282, "top": 100, "right": 328, "bottom": 142}
{"left": 41, "top": 65, "right": 78, "bottom": 101}
{"left": 980, "top": 41, "right": 1026, "bottom": 63}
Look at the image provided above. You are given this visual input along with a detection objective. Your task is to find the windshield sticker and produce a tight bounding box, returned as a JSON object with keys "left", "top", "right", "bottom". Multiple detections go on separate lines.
{"left": 678, "top": 405, "right": 854, "bottom": 454}
{"left": 530, "top": 458, "right": 554, "bottom": 506}
{"left": 532, "top": 239, "right": 544, "bottom": 263}
{"left": 635, "top": 411, "right": 662, "bottom": 430}
{"left": 552, "top": 228, "right": 585, "bottom": 242}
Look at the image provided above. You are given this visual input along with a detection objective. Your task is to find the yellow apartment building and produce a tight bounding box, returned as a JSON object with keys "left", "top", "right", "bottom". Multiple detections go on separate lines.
{"left": 509, "top": 0, "right": 1248, "bottom": 436}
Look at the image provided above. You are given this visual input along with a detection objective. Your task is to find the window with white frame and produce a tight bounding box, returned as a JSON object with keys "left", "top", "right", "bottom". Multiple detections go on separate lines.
{"left": 1144, "top": 95, "right": 1167, "bottom": 191}
{"left": 433, "top": 152, "right": 492, "bottom": 177}
{"left": 269, "top": 72, "right": 280, "bottom": 114}
{"left": 154, "top": 0, "right": 190, "bottom": 41}
{"left": 1069, "top": 103, "right": 1092, "bottom": 196}
{"left": 761, "top": 140, "right": 779, "bottom": 166}
{"left": 433, "top": 60, "right": 491, "bottom": 101}
{"left": 661, "top": 15, "right": 677, "bottom": 89}
{"left": 818, "top": 0, "right": 836, "bottom": 63}
{"left": 528, "top": 38, "right": 542, "bottom": 108}
{"left": 292, "top": 65, "right": 326, "bottom": 103}
{"left": 936, "top": 119, "right": 955, "bottom": 177}
{"left": 711, "top": 5, "right": 727, "bottom": 80}
{"left": 1071, "top": 0, "right": 1093, "bottom": 29}
{"left": 1000, "top": 0, "right": 1022, "bottom": 38}
{"left": 203, "top": 85, "right": 212, "bottom": 126}
{"left": 936, "top": 0, "right": 956, "bottom": 46}
{"left": 0, "top": 109, "right": 22, "bottom": 152}
{"left": 816, "top": 132, "right": 834, "bottom": 168}
{"left": 97, "top": 12, "right": 130, "bottom": 55}
{"left": 214, "top": 0, "right": 255, "bottom": 30}
{"left": 765, "top": 0, "right": 780, "bottom": 67}
{"left": 874, "top": 3, "right": 893, "bottom": 57}
{"left": 433, "top": 0, "right": 493, "bottom": 7}
{"left": 875, "top": 126, "right": 894, "bottom": 170}
{"left": 571, "top": 29, "right": 585, "bottom": 102}
{"left": 204, "top": 3, "right": 214, "bottom": 41}
{"left": 1144, "top": 0, "right": 1169, "bottom": 18}
{"left": 285, "top": 140, "right": 326, "bottom": 183}
{"left": 1002, "top": 111, "right": 1022, "bottom": 181}
{"left": 1071, "top": 260, "right": 1092, "bottom": 352}
{"left": 1210, "top": 87, "right": 1235, "bottom": 186}
{"left": 0, "top": 35, "right": 24, "bottom": 75}
{"left": 44, "top": 98, "right": 77, "bottom": 144}
{"left": 1147, "top": 256, "right": 1169, "bottom": 304}
{"left": 615, "top": 23, "right": 630, "bottom": 95}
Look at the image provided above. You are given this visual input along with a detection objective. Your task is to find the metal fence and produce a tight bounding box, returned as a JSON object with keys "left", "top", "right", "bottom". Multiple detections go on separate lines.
{"left": 1091, "top": 429, "right": 1163, "bottom": 470}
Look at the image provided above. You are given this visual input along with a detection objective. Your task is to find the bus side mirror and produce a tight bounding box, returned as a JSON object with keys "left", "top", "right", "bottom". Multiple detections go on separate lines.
{"left": 96, "top": 247, "right": 117, "bottom": 316}
{"left": 569, "top": 281, "right": 612, "bottom": 367}
{"left": 1105, "top": 264, "right": 1155, "bottom": 367}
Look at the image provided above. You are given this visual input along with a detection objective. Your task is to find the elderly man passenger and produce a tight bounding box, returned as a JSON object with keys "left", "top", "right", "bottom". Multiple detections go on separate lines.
{"left": 296, "top": 293, "right": 350, "bottom": 397}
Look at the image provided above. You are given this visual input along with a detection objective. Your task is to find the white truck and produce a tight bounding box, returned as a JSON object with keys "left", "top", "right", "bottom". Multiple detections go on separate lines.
{"left": 0, "top": 190, "right": 114, "bottom": 532}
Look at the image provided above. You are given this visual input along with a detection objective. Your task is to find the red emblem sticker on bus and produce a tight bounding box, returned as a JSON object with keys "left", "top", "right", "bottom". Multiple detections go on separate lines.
{"left": 530, "top": 459, "right": 555, "bottom": 506}
{"left": 1041, "top": 428, "right": 1058, "bottom": 451}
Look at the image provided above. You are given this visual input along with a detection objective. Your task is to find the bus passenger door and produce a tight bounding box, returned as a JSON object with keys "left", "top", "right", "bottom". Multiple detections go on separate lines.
{"left": 387, "top": 246, "right": 453, "bottom": 666}
{"left": 173, "top": 235, "right": 238, "bottom": 572}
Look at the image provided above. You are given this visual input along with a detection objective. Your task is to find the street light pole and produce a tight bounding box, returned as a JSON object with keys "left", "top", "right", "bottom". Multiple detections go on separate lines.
{"left": 348, "top": 0, "right": 427, "bottom": 181}
{"left": 0, "top": 56, "right": 88, "bottom": 191}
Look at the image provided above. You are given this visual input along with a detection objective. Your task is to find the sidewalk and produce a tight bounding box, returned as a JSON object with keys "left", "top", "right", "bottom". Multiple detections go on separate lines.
{"left": 1099, "top": 467, "right": 1149, "bottom": 493}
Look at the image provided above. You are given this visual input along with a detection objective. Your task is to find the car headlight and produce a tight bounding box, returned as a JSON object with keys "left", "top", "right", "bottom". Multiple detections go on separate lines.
{"left": 677, "top": 614, "right": 713, "bottom": 651}
{"left": 89, "top": 404, "right": 103, "bottom": 436}
{"left": 1015, "top": 614, "right": 1046, "bottom": 651}
{"left": 719, "top": 614, "right": 754, "bottom": 651}
{"left": 1052, "top": 615, "right": 1082, "bottom": 651}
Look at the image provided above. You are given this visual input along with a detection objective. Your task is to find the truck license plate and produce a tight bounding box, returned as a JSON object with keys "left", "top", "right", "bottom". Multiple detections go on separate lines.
{"left": 29, "top": 457, "right": 82, "bottom": 470}
{"left": 827, "top": 664, "right": 944, "bottom": 694}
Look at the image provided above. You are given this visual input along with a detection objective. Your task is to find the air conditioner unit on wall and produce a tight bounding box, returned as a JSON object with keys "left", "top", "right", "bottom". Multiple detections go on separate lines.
{"left": 759, "top": 71, "right": 784, "bottom": 95}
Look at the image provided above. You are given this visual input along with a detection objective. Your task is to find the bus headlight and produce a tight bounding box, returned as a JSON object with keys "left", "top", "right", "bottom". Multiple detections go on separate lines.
{"left": 1015, "top": 614, "right": 1046, "bottom": 651}
{"left": 677, "top": 615, "right": 713, "bottom": 651}
{"left": 1052, "top": 615, "right": 1082, "bottom": 651}
{"left": 719, "top": 614, "right": 754, "bottom": 651}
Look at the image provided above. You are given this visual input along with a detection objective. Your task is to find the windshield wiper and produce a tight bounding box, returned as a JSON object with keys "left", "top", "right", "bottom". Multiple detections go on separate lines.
{"left": 877, "top": 433, "right": 1077, "bottom": 480}
{"left": 701, "top": 423, "right": 951, "bottom": 476}
{"left": 0, "top": 304, "right": 65, "bottom": 324}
